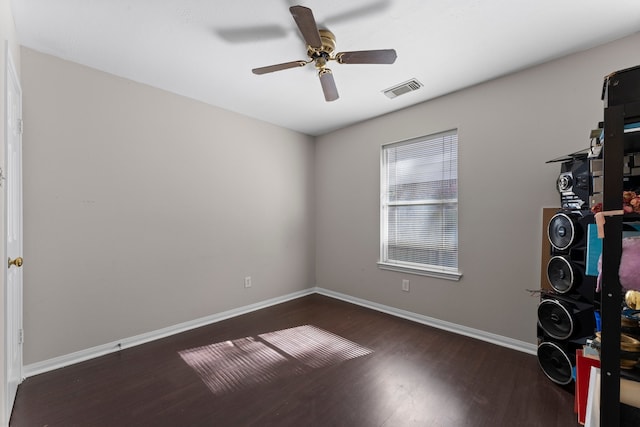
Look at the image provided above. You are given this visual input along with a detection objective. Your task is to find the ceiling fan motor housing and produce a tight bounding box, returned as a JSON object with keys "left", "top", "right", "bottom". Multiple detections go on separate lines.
{"left": 309, "top": 30, "right": 336, "bottom": 69}
{"left": 309, "top": 30, "right": 336, "bottom": 56}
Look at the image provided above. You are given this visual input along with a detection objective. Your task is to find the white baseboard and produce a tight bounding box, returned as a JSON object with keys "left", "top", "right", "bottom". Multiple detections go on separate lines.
{"left": 24, "top": 287, "right": 536, "bottom": 378}
{"left": 314, "top": 287, "right": 537, "bottom": 355}
{"left": 23, "top": 288, "right": 315, "bottom": 378}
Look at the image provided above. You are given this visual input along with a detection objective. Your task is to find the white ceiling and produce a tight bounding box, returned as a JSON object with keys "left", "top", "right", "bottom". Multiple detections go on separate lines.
{"left": 10, "top": 0, "right": 640, "bottom": 136}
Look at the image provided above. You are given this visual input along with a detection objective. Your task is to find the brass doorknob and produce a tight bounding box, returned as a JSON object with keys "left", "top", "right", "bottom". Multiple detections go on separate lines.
{"left": 8, "top": 257, "right": 23, "bottom": 268}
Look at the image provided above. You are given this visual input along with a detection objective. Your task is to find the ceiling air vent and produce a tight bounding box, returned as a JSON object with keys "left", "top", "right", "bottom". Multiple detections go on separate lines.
{"left": 383, "top": 78, "right": 423, "bottom": 99}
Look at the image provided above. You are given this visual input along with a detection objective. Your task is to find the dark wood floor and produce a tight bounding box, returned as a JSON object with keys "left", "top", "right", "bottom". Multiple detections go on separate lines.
{"left": 10, "top": 294, "right": 578, "bottom": 427}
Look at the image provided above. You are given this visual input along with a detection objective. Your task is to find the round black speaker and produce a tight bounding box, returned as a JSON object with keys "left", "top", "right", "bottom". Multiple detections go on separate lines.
{"left": 538, "top": 299, "right": 573, "bottom": 340}
{"left": 548, "top": 212, "right": 577, "bottom": 251}
{"left": 537, "top": 341, "right": 574, "bottom": 385}
{"left": 546, "top": 256, "right": 576, "bottom": 294}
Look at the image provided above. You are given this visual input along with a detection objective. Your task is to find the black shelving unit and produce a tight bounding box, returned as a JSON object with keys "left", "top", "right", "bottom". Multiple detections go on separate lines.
{"left": 600, "top": 65, "right": 640, "bottom": 426}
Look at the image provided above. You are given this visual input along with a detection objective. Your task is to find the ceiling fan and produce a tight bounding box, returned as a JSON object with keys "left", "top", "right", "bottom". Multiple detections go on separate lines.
{"left": 252, "top": 5, "right": 398, "bottom": 102}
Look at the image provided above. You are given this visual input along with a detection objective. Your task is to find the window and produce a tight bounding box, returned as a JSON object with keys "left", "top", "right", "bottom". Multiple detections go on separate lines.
{"left": 379, "top": 130, "right": 461, "bottom": 280}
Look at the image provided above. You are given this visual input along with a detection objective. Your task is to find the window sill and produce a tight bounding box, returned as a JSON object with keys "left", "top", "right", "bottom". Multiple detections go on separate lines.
{"left": 377, "top": 262, "right": 462, "bottom": 281}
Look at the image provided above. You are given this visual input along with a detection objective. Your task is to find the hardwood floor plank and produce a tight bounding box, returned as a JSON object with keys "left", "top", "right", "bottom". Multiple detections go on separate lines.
{"left": 10, "top": 294, "right": 578, "bottom": 426}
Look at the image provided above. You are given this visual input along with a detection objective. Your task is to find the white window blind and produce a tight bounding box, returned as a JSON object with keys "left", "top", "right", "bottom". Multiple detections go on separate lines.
{"left": 379, "top": 130, "right": 461, "bottom": 280}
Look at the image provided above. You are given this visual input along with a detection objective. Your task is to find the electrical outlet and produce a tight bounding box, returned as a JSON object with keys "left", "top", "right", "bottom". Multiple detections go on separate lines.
{"left": 402, "top": 279, "right": 410, "bottom": 292}
{"left": 244, "top": 276, "right": 252, "bottom": 288}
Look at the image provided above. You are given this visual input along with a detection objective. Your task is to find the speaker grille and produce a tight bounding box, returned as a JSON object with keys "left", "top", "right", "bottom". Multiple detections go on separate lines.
{"left": 537, "top": 342, "right": 574, "bottom": 385}
{"left": 538, "top": 299, "right": 574, "bottom": 340}
{"left": 547, "top": 256, "right": 576, "bottom": 294}
{"left": 548, "top": 213, "right": 576, "bottom": 250}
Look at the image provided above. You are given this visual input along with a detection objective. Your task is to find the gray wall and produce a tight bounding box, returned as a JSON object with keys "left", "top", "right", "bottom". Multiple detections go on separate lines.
{"left": 21, "top": 48, "right": 315, "bottom": 364}
{"left": 315, "top": 32, "right": 640, "bottom": 344}
{"left": 1, "top": 0, "right": 20, "bottom": 423}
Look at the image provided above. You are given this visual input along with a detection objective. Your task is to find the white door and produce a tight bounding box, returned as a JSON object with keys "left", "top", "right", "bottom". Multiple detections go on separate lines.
{"left": 5, "top": 46, "right": 23, "bottom": 417}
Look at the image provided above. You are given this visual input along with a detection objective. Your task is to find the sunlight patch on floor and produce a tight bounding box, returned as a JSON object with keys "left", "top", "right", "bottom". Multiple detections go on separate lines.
{"left": 178, "top": 325, "right": 373, "bottom": 395}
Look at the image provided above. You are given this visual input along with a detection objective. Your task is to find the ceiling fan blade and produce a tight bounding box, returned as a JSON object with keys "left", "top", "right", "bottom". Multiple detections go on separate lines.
{"left": 289, "top": 6, "right": 322, "bottom": 49}
{"left": 319, "top": 69, "right": 339, "bottom": 102}
{"left": 252, "top": 60, "right": 308, "bottom": 75}
{"left": 336, "top": 49, "right": 397, "bottom": 64}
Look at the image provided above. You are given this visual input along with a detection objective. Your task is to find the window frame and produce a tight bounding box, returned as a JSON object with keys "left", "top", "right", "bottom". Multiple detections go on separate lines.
{"left": 378, "top": 130, "right": 462, "bottom": 281}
